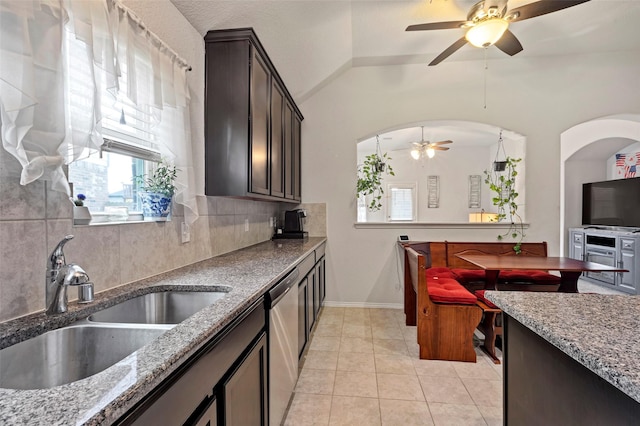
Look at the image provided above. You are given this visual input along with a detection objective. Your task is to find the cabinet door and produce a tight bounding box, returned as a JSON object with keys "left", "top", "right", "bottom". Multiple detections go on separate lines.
{"left": 194, "top": 398, "right": 218, "bottom": 426}
{"left": 307, "top": 269, "right": 316, "bottom": 333}
{"left": 270, "top": 82, "right": 285, "bottom": 198}
{"left": 570, "top": 232, "right": 584, "bottom": 261}
{"left": 618, "top": 238, "right": 636, "bottom": 292}
{"left": 293, "top": 115, "right": 302, "bottom": 201}
{"left": 313, "top": 262, "right": 321, "bottom": 321}
{"left": 298, "top": 278, "right": 308, "bottom": 358}
{"left": 319, "top": 257, "right": 326, "bottom": 304}
{"left": 284, "top": 102, "right": 294, "bottom": 200}
{"left": 223, "top": 333, "right": 267, "bottom": 426}
{"left": 250, "top": 50, "right": 270, "bottom": 196}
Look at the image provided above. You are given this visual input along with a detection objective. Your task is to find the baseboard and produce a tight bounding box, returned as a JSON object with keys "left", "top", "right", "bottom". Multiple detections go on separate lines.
{"left": 322, "top": 301, "right": 403, "bottom": 310}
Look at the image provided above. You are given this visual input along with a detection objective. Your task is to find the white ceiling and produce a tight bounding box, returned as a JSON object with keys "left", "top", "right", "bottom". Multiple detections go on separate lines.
{"left": 170, "top": 0, "right": 640, "bottom": 100}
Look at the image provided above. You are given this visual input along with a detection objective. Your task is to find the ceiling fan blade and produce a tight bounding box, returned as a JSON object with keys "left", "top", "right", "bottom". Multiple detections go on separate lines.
{"left": 406, "top": 21, "right": 467, "bottom": 31}
{"left": 429, "top": 37, "right": 468, "bottom": 66}
{"left": 506, "top": 0, "right": 591, "bottom": 23}
{"left": 432, "top": 140, "right": 453, "bottom": 145}
{"left": 494, "top": 29, "right": 523, "bottom": 56}
{"left": 433, "top": 146, "right": 450, "bottom": 151}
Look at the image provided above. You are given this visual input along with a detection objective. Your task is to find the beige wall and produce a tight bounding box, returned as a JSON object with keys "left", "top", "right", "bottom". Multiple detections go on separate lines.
{"left": 300, "top": 50, "right": 640, "bottom": 306}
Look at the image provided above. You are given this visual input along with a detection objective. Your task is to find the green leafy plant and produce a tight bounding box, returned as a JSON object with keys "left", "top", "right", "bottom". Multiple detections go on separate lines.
{"left": 484, "top": 156, "right": 525, "bottom": 254}
{"left": 357, "top": 152, "right": 395, "bottom": 211}
{"left": 137, "top": 161, "right": 178, "bottom": 197}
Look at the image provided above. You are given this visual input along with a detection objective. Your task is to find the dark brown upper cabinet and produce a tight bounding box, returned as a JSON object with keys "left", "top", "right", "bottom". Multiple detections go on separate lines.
{"left": 204, "top": 28, "right": 303, "bottom": 202}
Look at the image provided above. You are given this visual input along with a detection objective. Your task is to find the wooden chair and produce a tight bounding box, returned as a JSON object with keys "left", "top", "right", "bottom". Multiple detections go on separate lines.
{"left": 405, "top": 247, "right": 482, "bottom": 362}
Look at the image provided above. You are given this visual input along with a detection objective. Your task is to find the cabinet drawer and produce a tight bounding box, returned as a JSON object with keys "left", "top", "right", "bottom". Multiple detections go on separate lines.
{"left": 573, "top": 233, "right": 583, "bottom": 243}
{"left": 298, "top": 253, "right": 315, "bottom": 277}
{"left": 621, "top": 239, "right": 635, "bottom": 251}
{"left": 315, "top": 242, "right": 326, "bottom": 259}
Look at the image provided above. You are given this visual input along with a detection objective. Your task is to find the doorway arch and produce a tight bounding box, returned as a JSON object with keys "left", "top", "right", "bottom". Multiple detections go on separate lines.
{"left": 560, "top": 114, "right": 640, "bottom": 254}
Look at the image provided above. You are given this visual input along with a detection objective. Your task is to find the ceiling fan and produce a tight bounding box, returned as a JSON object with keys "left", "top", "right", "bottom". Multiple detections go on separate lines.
{"left": 406, "top": 0, "right": 591, "bottom": 66}
{"left": 410, "top": 127, "right": 452, "bottom": 159}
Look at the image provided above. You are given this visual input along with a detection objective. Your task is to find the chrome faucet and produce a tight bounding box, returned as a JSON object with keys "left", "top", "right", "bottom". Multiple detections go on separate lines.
{"left": 46, "top": 235, "right": 94, "bottom": 315}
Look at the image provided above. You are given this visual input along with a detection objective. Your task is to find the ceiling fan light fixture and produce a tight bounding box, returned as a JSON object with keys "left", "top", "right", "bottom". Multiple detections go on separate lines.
{"left": 410, "top": 149, "right": 421, "bottom": 160}
{"left": 426, "top": 147, "right": 436, "bottom": 159}
{"left": 465, "top": 19, "right": 509, "bottom": 48}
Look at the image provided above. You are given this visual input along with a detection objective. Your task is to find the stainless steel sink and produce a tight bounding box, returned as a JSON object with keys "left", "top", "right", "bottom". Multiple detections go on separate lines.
{"left": 88, "top": 290, "right": 228, "bottom": 325}
{"left": 0, "top": 324, "right": 166, "bottom": 390}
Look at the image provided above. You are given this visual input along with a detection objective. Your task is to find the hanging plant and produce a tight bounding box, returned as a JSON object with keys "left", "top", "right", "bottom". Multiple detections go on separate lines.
{"left": 484, "top": 156, "right": 525, "bottom": 254}
{"left": 357, "top": 137, "right": 395, "bottom": 211}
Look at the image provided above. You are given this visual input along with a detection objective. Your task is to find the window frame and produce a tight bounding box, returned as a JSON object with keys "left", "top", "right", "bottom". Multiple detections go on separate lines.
{"left": 386, "top": 182, "right": 417, "bottom": 222}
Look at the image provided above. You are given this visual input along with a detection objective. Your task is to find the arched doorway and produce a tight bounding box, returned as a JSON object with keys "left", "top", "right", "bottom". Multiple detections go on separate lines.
{"left": 560, "top": 114, "right": 640, "bottom": 254}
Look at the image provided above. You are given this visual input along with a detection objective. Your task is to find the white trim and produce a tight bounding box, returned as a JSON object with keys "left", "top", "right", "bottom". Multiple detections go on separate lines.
{"left": 354, "top": 222, "right": 530, "bottom": 230}
{"left": 322, "top": 301, "right": 404, "bottom": 310}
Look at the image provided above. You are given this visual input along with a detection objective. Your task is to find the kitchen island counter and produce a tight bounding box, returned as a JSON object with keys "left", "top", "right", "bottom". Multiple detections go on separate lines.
{"left": 486, "top": 291, "right": 640, "bottom": 424}
{"left": 0, "top": 237, "right": 326, "bottom": 425}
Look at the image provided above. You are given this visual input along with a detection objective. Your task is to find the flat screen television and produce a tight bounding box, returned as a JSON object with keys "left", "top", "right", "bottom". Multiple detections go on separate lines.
{"left": 582, "top": 177, "right": 640, "bottom": 228}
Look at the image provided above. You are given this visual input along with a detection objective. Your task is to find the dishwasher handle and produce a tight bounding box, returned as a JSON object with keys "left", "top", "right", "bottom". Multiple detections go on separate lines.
{"left": 266, "top": 268, "right": 300, "bottom": 308}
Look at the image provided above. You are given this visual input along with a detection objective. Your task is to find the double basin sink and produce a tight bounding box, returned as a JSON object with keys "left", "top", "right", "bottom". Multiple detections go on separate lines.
{"left": 0, "top": 289, "right": 229, "bottom": 390}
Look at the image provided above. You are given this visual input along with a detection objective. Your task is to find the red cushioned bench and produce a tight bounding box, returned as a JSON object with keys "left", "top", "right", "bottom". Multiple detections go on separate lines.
{"left": 401, "top": 241, "right": 559, "bottom": 364}
{"left": 405, "top": 247, "right": 481, "bottom": 362}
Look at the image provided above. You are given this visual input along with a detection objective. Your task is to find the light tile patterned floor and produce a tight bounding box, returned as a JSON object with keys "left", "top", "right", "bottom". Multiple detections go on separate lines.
{"left": 284, "top": 307, "right": 503, "bottom": 426}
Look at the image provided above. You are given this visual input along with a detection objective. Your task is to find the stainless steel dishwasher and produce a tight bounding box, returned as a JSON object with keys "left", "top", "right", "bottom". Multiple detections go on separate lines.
{"left": 265, "top": 268, "right": 299, "bottom": 426}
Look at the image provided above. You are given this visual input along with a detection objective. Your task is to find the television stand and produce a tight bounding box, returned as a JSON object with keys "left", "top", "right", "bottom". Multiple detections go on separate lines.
{"left": 569, "top": 227, "right": 640, "bottom": 295}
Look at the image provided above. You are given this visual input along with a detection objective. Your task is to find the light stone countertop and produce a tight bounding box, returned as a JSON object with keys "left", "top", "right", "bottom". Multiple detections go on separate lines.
{"left": 0, "top": 237, "right": 326, "bottom": 425}
{"left": 485, "top": 291, "right": 640, "bottom": 403}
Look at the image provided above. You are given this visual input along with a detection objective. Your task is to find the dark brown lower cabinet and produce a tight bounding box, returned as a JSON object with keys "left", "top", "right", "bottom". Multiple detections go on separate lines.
{"left": 307, "top": 267, "right": 315, "bottom": 333}
{"left": 318, "top": 256, "right": 326, "bottom": 304}
{"left": 193, "top": 398, "right": 217, "bottom": 426}
{"left": 298, "top": 251, "right": 327, "bottom": 359}
{"left": 222, "top": 334, "right": 267, "bottom": 425}
{"left": 117, "top": 299, "right": 266, "bottom": 426}
{"left": 298, "top": 277, "right": 308, "bottom": 358}
{"left": 503, "top": 315, "right": 640, "bottom": 425}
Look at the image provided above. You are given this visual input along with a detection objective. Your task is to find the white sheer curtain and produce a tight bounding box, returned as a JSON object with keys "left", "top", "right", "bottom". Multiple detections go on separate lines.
{"left": 0, "top": 0, "right": 198, "bottom": 224}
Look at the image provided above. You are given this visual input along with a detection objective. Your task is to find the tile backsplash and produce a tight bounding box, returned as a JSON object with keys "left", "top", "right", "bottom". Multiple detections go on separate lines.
{"left": 0, "top": 149, "right": 325, "bottom": 322}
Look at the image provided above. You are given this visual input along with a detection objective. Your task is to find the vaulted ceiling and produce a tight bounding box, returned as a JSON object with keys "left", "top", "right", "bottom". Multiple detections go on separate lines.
{"left": 171, "top": 0, "right": 640, "bottom": 102}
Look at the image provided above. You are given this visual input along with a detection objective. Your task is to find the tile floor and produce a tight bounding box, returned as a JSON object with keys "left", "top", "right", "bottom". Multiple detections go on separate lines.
{"left": 283, "top": 279, "right": 620, "bottom": 425}
{"left": 284, "top": 307, "right": 503, "bottom": 426}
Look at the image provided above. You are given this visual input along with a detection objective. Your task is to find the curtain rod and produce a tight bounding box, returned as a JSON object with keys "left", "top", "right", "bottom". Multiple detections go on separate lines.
{"left": 113, "top": 0, "right": 192, "bottom": 71}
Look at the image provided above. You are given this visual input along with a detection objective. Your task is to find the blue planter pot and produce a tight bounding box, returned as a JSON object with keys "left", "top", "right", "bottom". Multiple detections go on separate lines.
{"left": 141, "top": 192, "right": 172, "bottom": 221}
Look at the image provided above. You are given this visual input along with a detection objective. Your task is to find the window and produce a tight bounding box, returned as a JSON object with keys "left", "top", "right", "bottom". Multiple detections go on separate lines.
{"left": 67, "top": 38, "right": 161, "bottom": 220}
{"left": 0, "top": 1, "right": 197, "bottom": 224}
{"left": 388, "top": 183, "right": 417, "bottom": 222}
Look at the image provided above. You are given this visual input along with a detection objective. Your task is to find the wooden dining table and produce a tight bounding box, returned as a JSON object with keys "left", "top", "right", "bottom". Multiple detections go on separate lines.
{"left": 455, "top": 254, "right": 627, "bottom": 293}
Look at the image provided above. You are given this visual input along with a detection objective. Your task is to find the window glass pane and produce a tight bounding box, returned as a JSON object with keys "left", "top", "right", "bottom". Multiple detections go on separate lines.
{"left": 68, "top": 152, "right": 149, "bottom": 217}
{"left": 389, "top": 187, "right": 414, "bottom": 221}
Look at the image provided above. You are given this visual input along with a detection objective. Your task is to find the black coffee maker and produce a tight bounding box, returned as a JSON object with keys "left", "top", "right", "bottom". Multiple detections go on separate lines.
{"left": 274, "top": 209, "right": 308, "bottom": 239}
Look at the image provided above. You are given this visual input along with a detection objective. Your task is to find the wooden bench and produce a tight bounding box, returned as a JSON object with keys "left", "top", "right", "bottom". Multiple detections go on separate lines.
{"left": 405, "top": 247, "right": 482, "bottom": 362}
{"left": 402, "top": 241, "right": 558, "bottom": 364}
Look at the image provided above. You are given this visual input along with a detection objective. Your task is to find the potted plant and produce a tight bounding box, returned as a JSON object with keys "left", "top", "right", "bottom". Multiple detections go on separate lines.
{"left": 73, "top": 193, "right": 92, "bottom": 225}
{"left": 357, "top": 152, "right": 395, "bottom": 211}
{"left": 483, "top": 156, "right": 525, "bottom": 253}
{"left": 137, "top": 161, "right": 178, "bottom": 221}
